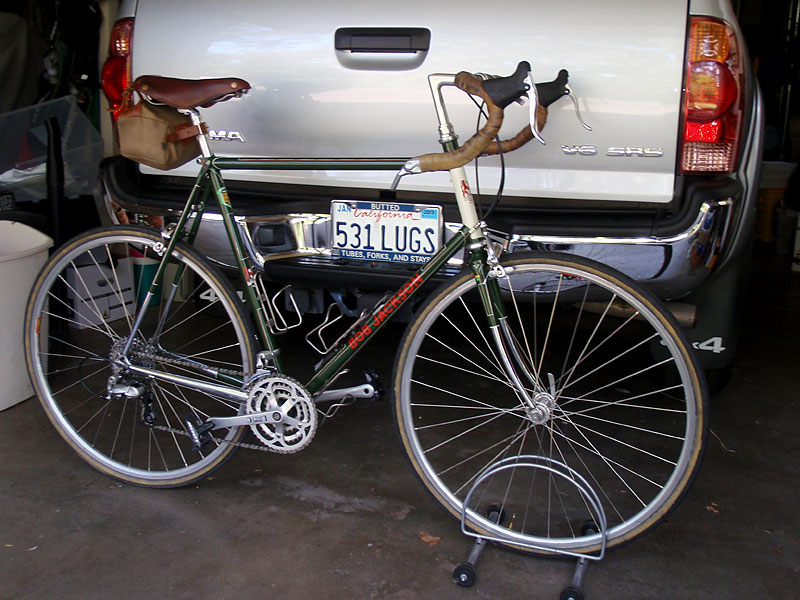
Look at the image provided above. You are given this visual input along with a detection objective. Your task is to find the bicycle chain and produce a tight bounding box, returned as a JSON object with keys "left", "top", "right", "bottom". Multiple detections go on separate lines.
{"left": 149, "top": 424, "right": 279, "bottom": 452}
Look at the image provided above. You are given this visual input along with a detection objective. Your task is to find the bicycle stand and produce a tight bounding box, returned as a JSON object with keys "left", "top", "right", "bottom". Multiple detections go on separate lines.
{"left": 452, "top": 456, "right": 608, "bottom": 600}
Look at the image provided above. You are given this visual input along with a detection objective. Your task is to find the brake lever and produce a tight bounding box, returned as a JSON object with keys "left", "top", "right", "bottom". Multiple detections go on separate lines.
{"left": 390, "top": 158, "right": 421, "bottom": 191}
{"left": 523, "top": 71, "right": 546, "bottom": 145}
{"left": 565, "top": 83, "right": 592, "bottom": 131}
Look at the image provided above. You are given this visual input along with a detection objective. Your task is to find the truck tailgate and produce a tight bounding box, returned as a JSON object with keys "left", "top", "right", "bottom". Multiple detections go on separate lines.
{"left": 131, "top": 0, "right": 688, "bottom": 203}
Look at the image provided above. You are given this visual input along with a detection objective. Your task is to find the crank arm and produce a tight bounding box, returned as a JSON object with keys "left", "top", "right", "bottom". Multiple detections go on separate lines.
{"left": 208, "top": 411, "right": 299, "bottom": 430}
{"left": 314, "top": 383, "right": 376, "bottom": 403}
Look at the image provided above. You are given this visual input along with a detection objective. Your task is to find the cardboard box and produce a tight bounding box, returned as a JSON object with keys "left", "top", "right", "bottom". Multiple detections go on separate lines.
{"left": 66, "top": 259, "right": 135, "bottom": 330}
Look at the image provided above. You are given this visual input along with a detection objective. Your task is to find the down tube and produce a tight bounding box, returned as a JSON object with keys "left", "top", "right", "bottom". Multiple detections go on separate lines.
{"left": 306, "top": 227, "right": 470, "bottom": 395}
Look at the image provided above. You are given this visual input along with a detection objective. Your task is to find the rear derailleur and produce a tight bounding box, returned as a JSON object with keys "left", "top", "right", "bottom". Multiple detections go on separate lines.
{"left": 106, "top": 373, "right": 157, "bottom": 427}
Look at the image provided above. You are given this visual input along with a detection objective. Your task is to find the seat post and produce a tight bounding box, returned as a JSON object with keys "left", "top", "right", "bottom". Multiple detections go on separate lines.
{"left": 181, "top": 108, "right": 213, "bottom": 158}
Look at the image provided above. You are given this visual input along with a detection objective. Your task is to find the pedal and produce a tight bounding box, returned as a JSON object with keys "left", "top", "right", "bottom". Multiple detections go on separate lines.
{"left": 183, "top": 414, "right": 215, "bottom": 452}
{"left": 364, "top": 370, "right": 384, "bottom": 402}
{"left": 140, "top": 396, "right": 157, "bottom": 426}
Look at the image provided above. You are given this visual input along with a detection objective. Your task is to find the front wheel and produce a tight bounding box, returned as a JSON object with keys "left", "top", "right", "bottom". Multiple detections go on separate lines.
{"left": 24, "top": 226, "right": 257, "bottom": 487}
{"left": 393, "top": 252, "right": 707, "bottom": 555}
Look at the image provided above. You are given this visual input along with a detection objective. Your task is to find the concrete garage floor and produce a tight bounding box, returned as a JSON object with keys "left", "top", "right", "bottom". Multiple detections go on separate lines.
{"left": 1, "top": 256, "right": 799, "bottom": 600}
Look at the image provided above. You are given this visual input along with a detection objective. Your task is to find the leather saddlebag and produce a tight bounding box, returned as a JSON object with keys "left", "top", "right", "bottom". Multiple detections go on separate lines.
{"left": 116, "top": 93, "right": 202, "bottom": 170}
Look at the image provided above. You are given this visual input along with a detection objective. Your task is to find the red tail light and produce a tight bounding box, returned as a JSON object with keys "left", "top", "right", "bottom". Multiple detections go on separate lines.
{"left": 101, "top": 18, "right": 134, "bottom": 115}
{"left": 680, "top": 17, "right": 745, "bottom": 173}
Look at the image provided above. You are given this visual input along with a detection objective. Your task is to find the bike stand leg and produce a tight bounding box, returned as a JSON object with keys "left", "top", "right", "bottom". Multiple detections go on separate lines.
{"left": 453, "top": 537, "right": 487, "bottom": 587}
{"left": 452, "top": 505, "right": 504, "bottom": 587}
{"left": 560, "top": 556, "right": 590, "bottom": 600}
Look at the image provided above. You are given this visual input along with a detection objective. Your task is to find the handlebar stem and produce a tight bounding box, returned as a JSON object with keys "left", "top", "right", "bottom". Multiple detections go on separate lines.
{"left": 427, "top": 74, "right": 459, "bottom": 145}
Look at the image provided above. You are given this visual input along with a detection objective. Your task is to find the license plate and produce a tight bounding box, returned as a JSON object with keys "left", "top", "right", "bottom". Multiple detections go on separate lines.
{"left": 331, "top": 200, "right": 442, "bottom": 264}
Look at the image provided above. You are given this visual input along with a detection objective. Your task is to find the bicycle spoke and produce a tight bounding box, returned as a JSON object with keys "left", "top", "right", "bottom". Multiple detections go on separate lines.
{"left": 417, "top": 354, "right": 518, "bottom": 390}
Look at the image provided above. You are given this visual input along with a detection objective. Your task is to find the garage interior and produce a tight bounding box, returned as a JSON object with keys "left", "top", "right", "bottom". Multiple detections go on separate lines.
{"left": 1, "top": 259, "right": 798, "bottom": 599}
{"left": 1, "top": 1, "right": 799, "bottom": 599}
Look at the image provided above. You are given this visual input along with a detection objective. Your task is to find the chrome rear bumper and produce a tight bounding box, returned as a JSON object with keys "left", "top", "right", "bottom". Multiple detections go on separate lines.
{"left": 187, "top": 198, "right": 733, "bottom": 301}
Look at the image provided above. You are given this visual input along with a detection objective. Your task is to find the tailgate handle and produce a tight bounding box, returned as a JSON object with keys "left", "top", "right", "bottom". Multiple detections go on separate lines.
{"left": 335, "top": 28, "right": 431, "bottom": 53}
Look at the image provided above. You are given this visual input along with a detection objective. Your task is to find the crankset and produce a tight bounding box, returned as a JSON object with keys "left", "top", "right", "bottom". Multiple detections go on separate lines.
{"left": 244, "top": 374, "right": 317, "bottom": 453}
{"left": 181, "top": 374, "right": 318, "bottom": 455}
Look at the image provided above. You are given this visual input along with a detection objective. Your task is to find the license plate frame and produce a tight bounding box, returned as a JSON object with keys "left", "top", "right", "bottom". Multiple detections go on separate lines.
{"left": 330, "top": 200, "right": 443, "bottom": 264}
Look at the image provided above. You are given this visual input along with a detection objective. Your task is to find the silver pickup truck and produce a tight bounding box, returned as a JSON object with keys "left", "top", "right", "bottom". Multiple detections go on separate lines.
{"left": 99, "top": 0, "right": 763, "bottom": 387}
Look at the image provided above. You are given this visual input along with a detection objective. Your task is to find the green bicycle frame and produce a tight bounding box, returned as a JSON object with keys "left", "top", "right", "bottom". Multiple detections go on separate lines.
{"left": 127, "top": 151, "right": 510, "bottom": 399}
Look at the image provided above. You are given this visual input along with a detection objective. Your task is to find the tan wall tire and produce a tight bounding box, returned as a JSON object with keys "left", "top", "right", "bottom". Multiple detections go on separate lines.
{"left": 393, "top": 251, "right": 707, "bottom": 555}
{"left": 24, "top": 226, "right": 257, "bottom": 488}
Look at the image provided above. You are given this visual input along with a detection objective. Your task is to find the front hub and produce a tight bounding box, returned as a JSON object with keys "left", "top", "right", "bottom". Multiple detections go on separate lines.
{"left": 527, "top": 390, "right": 557, "bottom": 425}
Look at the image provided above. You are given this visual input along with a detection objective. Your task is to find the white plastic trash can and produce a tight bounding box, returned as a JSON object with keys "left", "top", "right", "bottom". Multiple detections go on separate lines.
{"left": 0, "top": 221, "right": 53, "bottom": 410}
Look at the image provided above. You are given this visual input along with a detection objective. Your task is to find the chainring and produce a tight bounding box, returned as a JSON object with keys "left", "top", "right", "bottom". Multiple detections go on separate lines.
{"left": 246, "top": 374, "right": 317, "bottom": 454}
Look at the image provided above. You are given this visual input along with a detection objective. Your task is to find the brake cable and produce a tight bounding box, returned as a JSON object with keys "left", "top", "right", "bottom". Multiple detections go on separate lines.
{"left": 468, "top": 96, "right": 507, "bottom": 221}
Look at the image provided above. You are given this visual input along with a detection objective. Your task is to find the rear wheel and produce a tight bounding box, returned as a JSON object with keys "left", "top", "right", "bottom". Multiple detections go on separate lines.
{"left": 24, "top": 226, "right": 256, "bottom": 487}
{"left": 393, "top": 252, "right": 707, "bottom": 555}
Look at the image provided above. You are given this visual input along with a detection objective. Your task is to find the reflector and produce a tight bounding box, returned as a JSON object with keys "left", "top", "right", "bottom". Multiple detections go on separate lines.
{"left": 101, "top": 19, "right": 134, "bottom": 113}
{"left": 686, "top": 61, "right": 737, "bottom": 121}
{"left": 685, "top": 120, "right": 722, "bottom": 143}
{"left": 689, "top": 20, "right": 730, "bottom": 63}
{"left": 110, "top": 19, "right": 134, "bottom": 57}
{"left": 679, "top": 17, "right": 744, "bottom": 173}
{"left": 101, "top": 57, "right": 127, "bottom": 105}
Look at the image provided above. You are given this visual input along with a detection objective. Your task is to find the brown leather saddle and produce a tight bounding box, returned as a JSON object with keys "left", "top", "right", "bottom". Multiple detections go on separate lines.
{"left": 132, "top": 75, "right": 251, "bottom": 109}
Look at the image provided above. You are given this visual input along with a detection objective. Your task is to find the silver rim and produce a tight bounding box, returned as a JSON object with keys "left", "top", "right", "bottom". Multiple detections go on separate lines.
{"left": 397, "top": 258, "right": 703, "bottom": 553}
{"left": 27, "top": 229, "right": 252, "bottom": 485}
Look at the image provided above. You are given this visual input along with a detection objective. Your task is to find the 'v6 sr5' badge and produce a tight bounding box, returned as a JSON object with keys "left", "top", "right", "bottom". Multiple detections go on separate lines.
{"left": 562, "top": 145, "right": 664, "bottom": 157}
{"left": 562, "top": 145, "right": 597, "bottom": 156}
{"left": 607, "top": 147, "right": 664, "bottom": 157}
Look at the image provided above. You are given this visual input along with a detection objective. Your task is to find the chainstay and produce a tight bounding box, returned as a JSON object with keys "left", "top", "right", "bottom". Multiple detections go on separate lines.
{"left": 130, "top": 350, "right": 247, "bottom": 378}
{"left": 131, "top": 350, "right": 272, "bottom": 451}
{"left": 132, "top": 352, "right": 320, "bottom": 454}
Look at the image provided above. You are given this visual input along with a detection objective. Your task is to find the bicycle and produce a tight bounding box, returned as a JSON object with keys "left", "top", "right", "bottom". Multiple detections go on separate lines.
{"left": 24, "top": 61, "right": 707, "bottom": 557}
